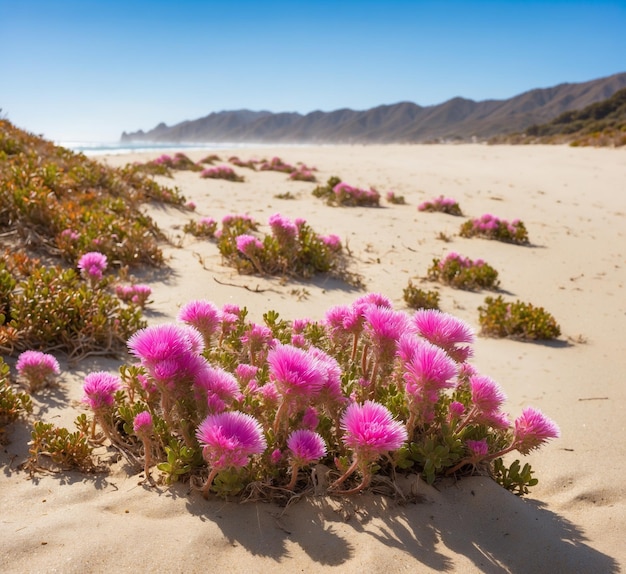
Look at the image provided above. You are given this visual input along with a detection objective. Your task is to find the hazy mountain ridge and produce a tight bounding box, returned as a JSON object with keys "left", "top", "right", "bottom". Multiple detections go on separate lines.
{"left": 121, "top": 72, "right": 626, "bottom": 143}
{"left": 492, "top": 86, "right": 626, "bottom": 146}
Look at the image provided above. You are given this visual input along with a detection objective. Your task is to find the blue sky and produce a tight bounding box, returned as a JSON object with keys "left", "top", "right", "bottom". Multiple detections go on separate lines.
{"left": 2, "top": 0, "right": 625, "bottom": 142}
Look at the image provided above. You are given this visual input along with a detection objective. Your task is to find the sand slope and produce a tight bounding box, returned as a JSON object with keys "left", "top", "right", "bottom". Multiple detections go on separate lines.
{"left": 1, "top": 145, "right": 624, "bottom": 573}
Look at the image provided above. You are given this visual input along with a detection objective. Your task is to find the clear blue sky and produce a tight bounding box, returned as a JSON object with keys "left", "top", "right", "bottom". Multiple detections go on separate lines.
{"left": 2, "top": 0, "right": 625, "bottom": 142}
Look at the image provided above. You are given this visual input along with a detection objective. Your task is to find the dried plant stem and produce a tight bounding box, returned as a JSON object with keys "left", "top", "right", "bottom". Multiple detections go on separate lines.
{"left": 328, "top": 457, "right": 359, "bottom": 491}
{"left": 141, "top": 437, "right": 152, "bottom": 480}
{"left": 286, "top": 462, "right": 300, "bottom": 491}
{"left": 273, "top": 400, "right": 288, "bottom": 436}
{"left": 200, "top": 467, "right": 219, "bottom": 498}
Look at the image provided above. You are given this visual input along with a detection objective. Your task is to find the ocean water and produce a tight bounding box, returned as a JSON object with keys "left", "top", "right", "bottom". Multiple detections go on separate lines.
{"left": 57, "top": 141, "right": 274, "bottom": 157}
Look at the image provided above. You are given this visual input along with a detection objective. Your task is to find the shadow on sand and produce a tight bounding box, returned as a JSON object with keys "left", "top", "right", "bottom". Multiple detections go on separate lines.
{"left": 177, "top": 476, "right": 617, "bottom": 573}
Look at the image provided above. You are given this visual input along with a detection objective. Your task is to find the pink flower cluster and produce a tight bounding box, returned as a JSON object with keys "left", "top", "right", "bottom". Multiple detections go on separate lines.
{"left": 196, "top": 411, "right": 267, "bottom": 471}
{"left": 439, "top": 252, "right": 484, "bottom": 269}
{"left": 152, "top": 154, "right": 173, "bottom": 166}
{"left": 221, "top": 213, "right": 256, "bottom": 229}
{"left": 418, "top": 196, "right": 461, "bottom": 214}
{"left": 289, "top": 168, "right": 316, "bottom": 182}
{"left": 268, "top": 212, "right": 298, "bottom": 244}
{"left": 77, "top": 251, "right": 108, "bottom": 282}
{"left": 465, "top": 214, "right": 526, "bottom": 242}
{"left": 115, "top": 284, "right": 152, "bottom": 307}
{"left": 60, "top": 228, "right": 80, "bottom": 241}
{"left": 476, "top": 214, "right": 514, "bottom": 232}
{"left": 236, "top": 234, "right": 264, "bottom": 257}
{"left": 332, "top": 182, "right": 381, "bottom": 207}
{"left": 81, "top": 290, "right": 559, "bottom": 496}
{"left": 200, "top": 165, "right": 241, "bottom": 180}
{"left": 259, "top": 156, "right": 295, "bottom": 173}
{"left": 83, "top": 371, "right": 121, "bottom": 411}
{"left": 320, "top": 234, "right": 342, "bottom": 252}
{"left": 16, "top": 350, "right": 60, "bottom": 390}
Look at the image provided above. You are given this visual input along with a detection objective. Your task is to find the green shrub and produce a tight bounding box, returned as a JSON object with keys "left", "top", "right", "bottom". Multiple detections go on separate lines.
{"left": 312, "top": 176, "right": 380, "bottom": 207}
{"left": 28, "top": 416, "right": 95, "bottom": 472}
{"left": 460, "top": 214, "right": 529, "bottom": 245}
{"left": 0, "top": 359, "right": 32, "bottom": 434}
{"left": 428, "top": 252, "right": 500, "bottom": 290}
{"left": 0, "top": 119, "right": 186, "bottom": 269}
{"left": 478, "top": 296, "right": 561, "bottom": 340}
{"left": 217, "top": 213, "right": 354, "bottom": 281}
{"left": 403, "top": 281, "right": 440, "bottom": 310}
{"left": 7, "top": 265, "right": 146, "bottom": 358}
{"left": 418, "top": 196, "right": 462, "bottom": 216}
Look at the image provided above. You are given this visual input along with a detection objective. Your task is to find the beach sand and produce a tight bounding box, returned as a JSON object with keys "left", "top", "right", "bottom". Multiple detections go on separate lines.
{"left": 1, "top": 144, "right": 624, "bottom": 573}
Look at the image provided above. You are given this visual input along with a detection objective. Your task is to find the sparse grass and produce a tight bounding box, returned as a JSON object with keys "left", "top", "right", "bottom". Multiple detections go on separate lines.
{"left": 403, "top": 281, "right": 441, "bottom": 310}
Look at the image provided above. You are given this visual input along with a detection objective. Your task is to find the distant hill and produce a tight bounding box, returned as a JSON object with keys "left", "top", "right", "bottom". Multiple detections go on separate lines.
{"left": 121, "top": 72, "right": 626, "bottom": 144}
{"left": 491, "top": 87, "right": 626, "bottom": 147}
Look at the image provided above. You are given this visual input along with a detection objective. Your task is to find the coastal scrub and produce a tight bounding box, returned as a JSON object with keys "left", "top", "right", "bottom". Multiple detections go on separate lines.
{"left": 76, "top": 294, "right": 559, "bottom": 501}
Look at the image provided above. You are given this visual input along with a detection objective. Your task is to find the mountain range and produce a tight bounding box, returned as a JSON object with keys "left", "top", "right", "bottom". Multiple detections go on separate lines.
{"left": 121, "top": 72, "right": 626, "bottom": 144}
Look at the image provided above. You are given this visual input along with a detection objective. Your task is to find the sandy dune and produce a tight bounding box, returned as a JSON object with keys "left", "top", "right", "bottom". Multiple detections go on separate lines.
{"left": 1, "top": 144, "right": 624, "bottom": 573}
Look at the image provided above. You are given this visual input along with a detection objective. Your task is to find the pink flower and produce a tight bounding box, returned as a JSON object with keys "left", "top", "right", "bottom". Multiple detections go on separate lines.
{"left": 291, "top": 333, "right": 306, "bottom": 347}
{"left": 267, "top": 344, "right": 325, "bottom": 399}
{"left": 235, "top": 364, "right": 259, "bottom": 384}
{"left": 201, "top": 165, "right": 238, "bottom": 179}
{"left": 412, "top": 309, "right": 475, "bottom": 362}
{"left": 401, "top": 338, "right": 457, "bottom": 390}
{"left": 236, "top": 234, "right": 264, "bottom": 256}
{"left": 302, "top": 406, "right": 319, "bottom": 430}
{"left": 363, "top": 306, "right": 410, "bottom": 363}
{"left": 320, "top": 234, "right": 342, "bottom": 252}
{"left": 448, "top": 401, "right": 466, "bottom": 419}
{"left": 127, "top": 324, "right": 205, "bottom": 394}
{"left": 512, "top": 407, "right": 560, "bottom": 454}
{"left": 133, "top": 411, "right": 153, "bottom": 437}
{"left": 193, "top": 364, "right": 242, "bottom": 413}
{"left": 268, "top": 213, "right": 298, "bottom": 243}
{"left": 354, "top": 293, "right": 393, "bottom": 309}
{"left": 292, "top": 318, "right": 311, "bottom": 334}
{"left": 287, "top": 429, "right": 327, "bottom": 465}
{"left": 115, "top": 284, "right": 152, "bottom": 307}
{"left": 78, "top": 251, "right": 108, "bottom": 281}
{"left": 470, "top": 375, "right": 507, "bottom": 414}
{"left": 222, "top": 303, "right": 242, "bottom": 317}
{"left": 130, "top": 284, "right": 152, "bottom": 306}
{"left": 456, "top": 362, "right": 478, "bottom": 387}
{"left": 240, "top": 323, "right": 273, "bottom": 351}
{"left": 324, "top": 304, "right": 353, "bottom": 340}
{"left": 83, "top": 371, "right": 120, "bottom": 411}
{"left": 127, "top": 323, "right": 204, "bottom": 366}
{"left": 466, "top": 438, "right": 489, "bottom": 459}
{"left": 196, "top": 411, "right": 267, "bottom": 470}
{"left": 16, "top": 350, "right": 60, "bottom": 388}
{"left": 177, "top": 299, "right": 221, "bottom": 343}
{"left": 60, "top": 229, "right": 80, "bottom": 241}
{"left": 138, "top": 373, "right": 158, "bottom": 395}
{"left": 340, "top": 401, "right": 407, "bottom": 463}
{"left": 257, "top": 382, "right": 279, "bottom": 404}
{"left": 199, "top": 217, "right": 217, "bottom": 229}
{"left": 307, "top": 348, "right": 344, "bottom": 404}
{"left": 401, "top": 337, "right": 457, "bottom": 425}
{"left": 153, "top": 154, "right": 172, "bottom": 165}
